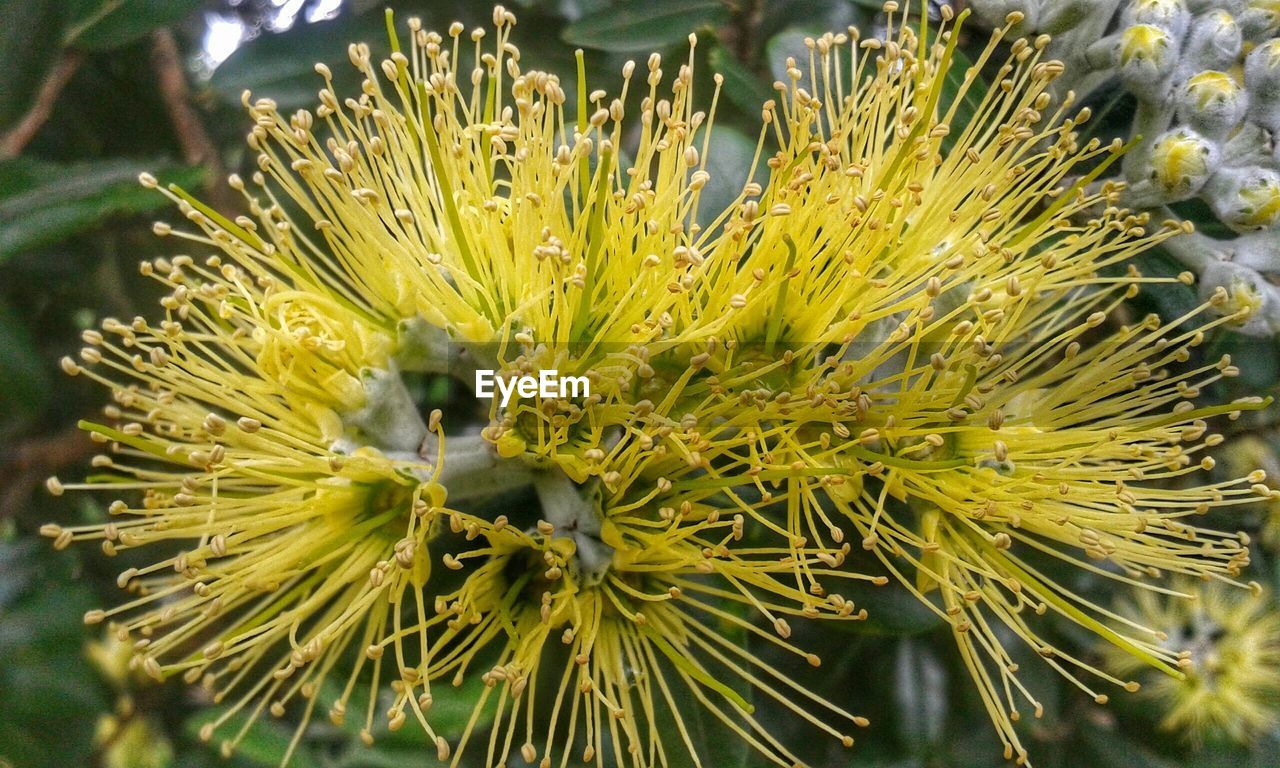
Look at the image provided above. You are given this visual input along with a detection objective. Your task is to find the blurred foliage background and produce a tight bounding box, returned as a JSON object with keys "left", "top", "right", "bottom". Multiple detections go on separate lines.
{"left": 4, "top": 1, "right": 1280, "bottom": 767}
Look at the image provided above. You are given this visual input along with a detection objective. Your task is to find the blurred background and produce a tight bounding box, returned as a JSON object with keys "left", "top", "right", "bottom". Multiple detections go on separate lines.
{"left": 3, "top": 1, "right": 1280, "bottom": 767}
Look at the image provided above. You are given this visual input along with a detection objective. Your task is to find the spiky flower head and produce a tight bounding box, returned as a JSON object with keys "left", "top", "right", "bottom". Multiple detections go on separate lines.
{"left": 1107, "top": 581, "right": 1280, "bottom": 745}
{"left": 42, "top": 3, "right": 1273, "bottom": 767}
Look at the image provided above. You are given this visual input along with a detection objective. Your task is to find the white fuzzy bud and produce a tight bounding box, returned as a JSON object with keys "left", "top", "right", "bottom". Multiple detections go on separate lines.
{"left": 1149, "top": 128, "right": 1218, "bottom": 199}
{"left": 1118, "top": 25, "right": 1179, "bottom": 94}
{"left": 1182, "top": 10, "right": 1242, "bottom": 70}
{"left": 1199, "top": 259, "right": 1279, "bottom": 334}
{"left": 1122, "top": 0, "right": 1191, "bottom": 39}
{"left": 1178, "top": 70, "right": 1247, "bottom": 139}
{"left": 1246, "top": 40, "right": 1280, "bottom": 131}
{"left": 1204, "top": 166, "right": 1280, "bottom": 232}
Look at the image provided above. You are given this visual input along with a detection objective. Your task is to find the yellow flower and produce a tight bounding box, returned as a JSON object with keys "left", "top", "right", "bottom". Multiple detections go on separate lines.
{"left": 1108, "top": 581, "right": 1280, "bottom": 745}
{"left": 401, "top": 507, "right": 873, "bottom": 766}
{"left": 41, "top": 3, "right": 1274, "bottom": 767}
{"left": 97, "top": 711, "right": 173, "bottom": 768}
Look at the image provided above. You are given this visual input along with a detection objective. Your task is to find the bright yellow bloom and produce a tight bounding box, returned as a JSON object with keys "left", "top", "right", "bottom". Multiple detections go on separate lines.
{"left": 41, "top": 3, "right": 1274, "bottom": 767}
{"left": 407, "top": 509, "right": 872, "bottom": 766}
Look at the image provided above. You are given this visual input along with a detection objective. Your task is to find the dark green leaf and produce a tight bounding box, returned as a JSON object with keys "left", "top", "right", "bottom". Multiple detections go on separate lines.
{"left": 939, "top": 46, "right": 983, "bottom": 152}
{"left": 1129, "top": 248, "right": 1201, "bottom": 328}
{"left": 0, "top": 298, "right": 52, "bottom": 420}
{"left": 758, "top": 0, "right": 864, "bottom": 42}
{"left": 63, "top": 0, "right": 202, "bottom": 50}
{"left": 319, "top": 667, "right": 494, "bottom": 748}
{"left": 708, "top": 43, "right": 772, "bottom": 117}
{"left": 0, "top": 157, "right": 202, "bottom": 263}
{"left": 1205, "top": 330, "right": 1280, "bottom": 392}
{"left": 893, "top": 639, "right": 946, "bottom": 753}
{"left": 0, "top": 540, "right": 40, "bottom": 612}
{"left": 185, "top": 709, "right": 323, "bottom": 768}
{"left": 653, "top": 618, "right": 754, "bottom": 768}
{"left": 0, "top": 541, "right": 105, "bottom": 768}
{"left": 413, "top": 672, "right": 494, "bottom": 740}
{"left": 562, "top": 0, "right": 729, "bottom": 51}
{"left": 696, "top": 125, "right": 765, "bottom": 228}
{"left": 765, "top": 25, "right": 824, "bottom": 83}
{"left": 1079, "top": 727, "right": 1182, "bottom": 768}
{"left": 831, "top": 576, "right": 946, "bottom": 636}
{"left": 210, "top": 12, "right": 390, "bottom": 112}
{"left": 1168, "top": 198, "right": 1237, "bottom": 239}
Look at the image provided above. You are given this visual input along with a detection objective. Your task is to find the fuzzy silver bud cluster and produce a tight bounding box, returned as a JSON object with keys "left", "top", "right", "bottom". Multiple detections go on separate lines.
{"left": 970, "top": 0, "right": 1280, "bottom": 334}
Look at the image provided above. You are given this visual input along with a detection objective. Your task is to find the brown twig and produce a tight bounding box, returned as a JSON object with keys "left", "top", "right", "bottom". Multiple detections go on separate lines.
{"left": 0, "top": 50, "right": 85, "bottom": 159}
{"left": 735, "top": 0, "right": 764, "bottom": 65}
{"left": 0, "top": 426, "right": 96, "bottom": 519}
{"left": 151, "top": 28, "right": 237, "bottom": 213}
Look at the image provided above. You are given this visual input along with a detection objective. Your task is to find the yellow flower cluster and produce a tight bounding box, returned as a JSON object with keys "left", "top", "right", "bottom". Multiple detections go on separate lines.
{"left": 1108, "top": 581, "right": 1280, "bottom": 745}
{"left": 43, "top": 4, "right": 1274, "bottom": 767}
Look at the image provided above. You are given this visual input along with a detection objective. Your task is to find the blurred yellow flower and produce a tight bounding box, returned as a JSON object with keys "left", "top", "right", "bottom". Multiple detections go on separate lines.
{"left": 1108, "top": 581, "right": 1280, "bottom": 745}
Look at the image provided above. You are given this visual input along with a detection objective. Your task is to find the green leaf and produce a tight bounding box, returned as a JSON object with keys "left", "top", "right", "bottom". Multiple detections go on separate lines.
{"left": 1079, "top": 727, "right": 1182, "bottom": 768}
{"left": 382, "top": 671, "right": 494, "bottom": 745}
{"left": 1205, "top": 330, "right": 1280, "bottom": 393}
{"left": 185, "top": 710, "right": 323, "bottom": 768}
{"left": 210, "top": 12, "right": 390, "bottom": 112}
{"left": 63, "top": 0, "right": 202, "bottom": 50}
{"left": 696, "top": 125, "right": 765, "bottom": 228}
{"left": 760, "top": 0, "right": 864, "bottom": 40}
{"left": 0, "top": 157, "right": 202, "bottom": 264}
{"left": 0, "top": 0, "right": 67, "bottom": 130}
{"left": 319, "top": 667, "right": 494, "bottom": 748}
{"left": 831, "top": 576, "right": 946, "bottom": 636}
{"left": 0, "top": 541, "right": 105, "bottom": 768}
{"left": 0, "top": 298, "right": 52, "bottom": 420}
{"left": 939, "top": 46, "right": 983, "bottom": 153}
{"left": 893, "top": 639, "right": 947, "bottom": 753}
{"left": 766, "top": 25, "right": 824, "bottom": 83}
{"left": 562, "top": 0, "right": 729, "bottom": 51}
{"left": 708, "top": 43, "right": 773, "bottom": 117}
{"left": 549, "top": 0, "right": 612, "bottom": 21}
{"left": 1128, "top": 247, "right": 1200, "bottom": 328}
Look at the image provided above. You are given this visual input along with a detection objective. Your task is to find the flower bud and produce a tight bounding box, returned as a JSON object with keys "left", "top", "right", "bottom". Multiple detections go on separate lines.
{"left": 1106, "top": 581, "right": 1280, "bottom": 745}
{"left": 1246, "top": 40, "right": 1280, "bottom": 131}
{"left": 1177, "top": 71, "right": 1247, "bottom": 138}
{"left": 99, "top": 715, "right": 174, "bottom": 768}
{"left": 1200, "top": 259, "right": 1277, "bottom": 334}
{"left": 968, "top": 0, "right": 1039, "bottom": 32}
{"left": 1241, "top": 0, "right": 1280, "bottom": 38}
{"left": 1182, "top": 10, "right": 1242, "bottom": 71}
{"left": 1149, "top": 128, "right": 1218, "bottom": 198}
{"left": 1118, "top": 25, "right": 1179, "bottom": 92}
{"left": 1205, "top": 167, "right": 1280, "bottom": 232}
{"left": 1040, "top": 0, "right": 1119, "bottom": 35}
{"left": 1122, "top": 0, "right": 1191, "bottom": 38}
